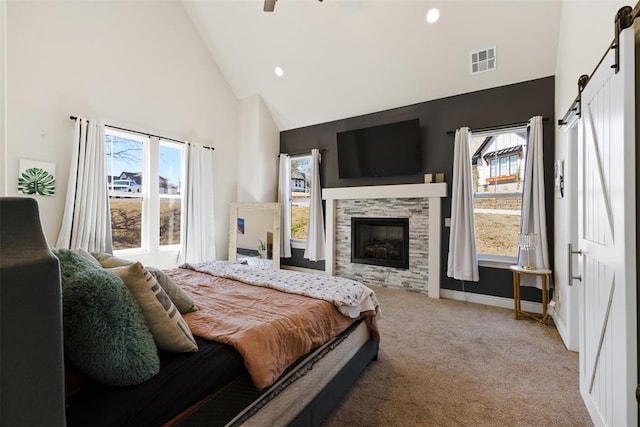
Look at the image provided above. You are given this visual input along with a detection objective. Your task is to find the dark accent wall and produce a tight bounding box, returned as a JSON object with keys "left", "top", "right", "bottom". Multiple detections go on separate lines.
{"left": 281, "top": 248, "right": 326, "bottom": 270}
{"left": 280, "top": 76, "right": 555, "bottom": 302}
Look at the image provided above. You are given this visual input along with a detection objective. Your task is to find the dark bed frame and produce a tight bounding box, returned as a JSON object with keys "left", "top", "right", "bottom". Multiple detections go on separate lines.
{"left": 289, "top": 339, "right": 378, "bottom": 427}
{"left": 173, "top": 330, "right": 378, "bottom": 426}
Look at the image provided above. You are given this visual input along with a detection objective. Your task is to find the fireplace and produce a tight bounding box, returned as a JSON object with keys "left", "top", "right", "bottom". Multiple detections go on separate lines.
{"left": 351, "top": 217, "right": 409, "bottom": 269}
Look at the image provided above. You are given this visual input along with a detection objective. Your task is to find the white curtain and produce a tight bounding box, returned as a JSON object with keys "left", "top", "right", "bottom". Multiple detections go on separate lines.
{"left": 278, "top": 154, "right": 292, "bottom": 258}
{"left": 518, "top": 115, "right": 550, "bottom": 288}
{"left": 304, "top": 149, "right": 325, "bottom": 261}
{"left": 181, "top": 143, "right": 216, "bottom": 263}
{"left": 447, "top": 127, "right": 479, "bottom": 282}
{"left": 56, "top": 118, "right": 112, "bottom": 252}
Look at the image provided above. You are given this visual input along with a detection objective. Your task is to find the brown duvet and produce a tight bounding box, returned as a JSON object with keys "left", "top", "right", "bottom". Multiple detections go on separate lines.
{"left": 165, "top": 268, "right": 377, "bottom": 390}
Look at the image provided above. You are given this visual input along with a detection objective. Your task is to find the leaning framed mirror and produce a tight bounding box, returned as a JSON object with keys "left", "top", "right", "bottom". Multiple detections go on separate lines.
{"left": 228, "top": 202, "right": 280, "bottom": 269}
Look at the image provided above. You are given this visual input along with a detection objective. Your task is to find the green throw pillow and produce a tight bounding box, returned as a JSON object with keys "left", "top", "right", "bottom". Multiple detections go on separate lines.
{"left": 59, "top": 264, "right": 160, "bottom": 386}
{"left": 54, "top": 248, "right": 100, "bottom": 283}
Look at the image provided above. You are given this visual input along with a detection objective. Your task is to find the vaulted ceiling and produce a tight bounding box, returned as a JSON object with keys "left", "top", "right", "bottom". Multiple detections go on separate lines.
{"left": 182, "top": 1, "right": 562, "bottom": 131}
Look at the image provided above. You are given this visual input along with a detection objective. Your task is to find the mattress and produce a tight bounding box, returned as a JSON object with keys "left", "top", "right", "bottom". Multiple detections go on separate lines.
{"left": 233, "top": 320, "right": 372, "bottom": 426}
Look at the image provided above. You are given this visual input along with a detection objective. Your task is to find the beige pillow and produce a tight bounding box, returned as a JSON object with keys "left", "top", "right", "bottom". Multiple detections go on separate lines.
{"left": 109, "top": 262, "right": 198, "bottom": 353}
{"left": 91, "top": 252, "right": 134, "bottom": 268}
{"left": 92, "top": 251, "right": 196, "bottom": 314}
{"left": 146, "top": 267, "right": 197, "bottom": 314}
{"left": 75, "top": 248, "right": 103, "bottom": 268}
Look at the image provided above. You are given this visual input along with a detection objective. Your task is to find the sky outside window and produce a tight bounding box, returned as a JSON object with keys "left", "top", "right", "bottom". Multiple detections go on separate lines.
{"left": 105, "top": 131, "right": 182, "bottom": 190}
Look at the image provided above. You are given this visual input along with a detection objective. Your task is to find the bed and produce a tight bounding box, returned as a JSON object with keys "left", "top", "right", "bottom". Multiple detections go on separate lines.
{"left": 0, "top": 197, "right": 379, "bottom": 426}
{"left": 62, "top": 258, "right": 380, "bottom": 426}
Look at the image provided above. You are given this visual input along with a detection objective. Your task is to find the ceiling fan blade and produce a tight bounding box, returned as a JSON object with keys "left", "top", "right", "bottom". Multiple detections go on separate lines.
{"left": 264, "top": 0, "right": 276, "bottom": 12}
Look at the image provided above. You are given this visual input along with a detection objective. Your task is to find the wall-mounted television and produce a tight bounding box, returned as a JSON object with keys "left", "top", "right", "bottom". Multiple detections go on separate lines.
{"left": 336, "top": 118, "right": 422, "bottom": 179}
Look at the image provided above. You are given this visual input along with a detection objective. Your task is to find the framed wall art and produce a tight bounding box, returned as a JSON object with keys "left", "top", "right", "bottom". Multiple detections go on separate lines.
{"left": 18, "top": 159, "right": 56, "bottom": 196}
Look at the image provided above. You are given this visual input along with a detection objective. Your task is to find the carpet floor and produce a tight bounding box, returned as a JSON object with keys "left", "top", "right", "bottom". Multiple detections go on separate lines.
{"left": 322, "top": 285, "right": 593, "bottom": 427}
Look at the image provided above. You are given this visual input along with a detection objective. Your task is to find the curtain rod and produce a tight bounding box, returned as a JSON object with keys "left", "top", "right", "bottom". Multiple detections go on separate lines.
{"left": 279, "top": 149, "right": 326, "bottom": 157}
{"left": 69, "top": 116, "right": 214, "bottom": 150}
{"left": 446, "top": 117, "right": 549, "bottom": 136}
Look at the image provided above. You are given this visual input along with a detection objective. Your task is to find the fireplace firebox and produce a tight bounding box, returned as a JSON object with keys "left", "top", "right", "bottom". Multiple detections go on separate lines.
{"left": 351, "top": 217, "right": 409, "bottom": 269}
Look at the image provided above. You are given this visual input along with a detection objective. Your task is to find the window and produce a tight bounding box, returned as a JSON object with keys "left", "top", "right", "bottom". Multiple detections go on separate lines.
{"left": 470, "top": 127, "right": 527, "bottom": 262}
{"left": 105, "top": 128, "right": 184, "bottom": 252}
{"left": 158, "top": 142, "right": 183, "bottom": 246}
{"left": 499, "top": 156, "right": 507, "bottom": 176}
{"left": 106, "top": 130, "right": 145, "bottom": 250}
{"left": 290, "top": 154, "right": 312, "bottom": 246}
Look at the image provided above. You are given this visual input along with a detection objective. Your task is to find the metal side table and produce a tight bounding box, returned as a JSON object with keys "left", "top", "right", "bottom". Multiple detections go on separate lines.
{"left": 510, "top": 265, "right": 552, "bottom": 325}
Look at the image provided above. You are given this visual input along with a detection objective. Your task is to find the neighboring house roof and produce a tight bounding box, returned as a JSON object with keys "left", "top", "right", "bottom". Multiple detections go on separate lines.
{"left": 471, "top": 137, "right": 492, "bottom": 164}
{"left": 291, "top": 170, "right": 306, "bottom": 180}
{"left": 472, "top": 132, "right": 526, "bottom": 164}
{"left": 482, "top": 144, "right": 523, "bottom": 160}
{"left": 118, "top": 171, "right": 142, "bottom": 185}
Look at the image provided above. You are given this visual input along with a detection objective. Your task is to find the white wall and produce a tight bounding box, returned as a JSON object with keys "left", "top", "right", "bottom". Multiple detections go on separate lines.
{"left": 555, "top": 0, "right": 630, "bottom": 117}
{"left": 553, "top": 0, "right": 629, "bottom": 351}
{"left": 6, "top": 1, "right": 239, "bottom": 264}
{"left": 237, "top": 95, "right": 279, "bottom": 203}
{"left": 1, "top": 0, "right": 6, "bottom": 195}
{"left": 257, "top": 97, "right": 280, "bottom": 202}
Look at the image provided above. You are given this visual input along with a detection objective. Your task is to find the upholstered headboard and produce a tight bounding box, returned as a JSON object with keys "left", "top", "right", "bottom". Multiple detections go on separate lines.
{"left": 0, "top": 197, "right": 65, "bottom": 426}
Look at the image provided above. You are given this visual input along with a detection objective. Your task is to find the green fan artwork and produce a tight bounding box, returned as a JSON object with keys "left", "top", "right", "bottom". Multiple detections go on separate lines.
{"left": 18, "top": 167, "right": 56, "bottom": 196}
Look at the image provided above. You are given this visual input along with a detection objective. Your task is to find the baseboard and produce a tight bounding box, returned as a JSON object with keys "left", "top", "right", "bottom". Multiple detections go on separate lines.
{"left": 440, "top": 289, "right": 543, "bottom": 314}
{"left": 550, "top": 308, "right": 578, "bottom": 352}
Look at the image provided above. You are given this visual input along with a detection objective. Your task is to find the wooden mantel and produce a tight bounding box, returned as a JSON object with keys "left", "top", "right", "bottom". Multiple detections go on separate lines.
{"left": 322, "top": 183, "right": 447, "bottom": 298}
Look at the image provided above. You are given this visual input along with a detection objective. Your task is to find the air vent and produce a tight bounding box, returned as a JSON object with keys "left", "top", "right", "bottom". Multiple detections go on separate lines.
{"left": 470, "top": 47, "right": 496, "bottom": 75}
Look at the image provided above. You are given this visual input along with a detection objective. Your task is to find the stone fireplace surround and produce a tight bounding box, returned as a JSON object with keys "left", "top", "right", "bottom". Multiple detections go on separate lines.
{"left": 322, "top": 183, "right": 447, "bottom": 298}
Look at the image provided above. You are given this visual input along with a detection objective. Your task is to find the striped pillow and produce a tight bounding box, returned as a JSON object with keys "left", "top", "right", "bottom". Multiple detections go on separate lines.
{"left": 109, "top": 262, "right": 198, "bottom": 353}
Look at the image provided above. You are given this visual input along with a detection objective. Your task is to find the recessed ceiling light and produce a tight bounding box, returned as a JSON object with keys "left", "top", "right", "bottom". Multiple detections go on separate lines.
{"left": 274, "top": 66, "right": 284, "bottom": 77}
{"left": 426, "top": 8, "right": 439, "bottom": 24}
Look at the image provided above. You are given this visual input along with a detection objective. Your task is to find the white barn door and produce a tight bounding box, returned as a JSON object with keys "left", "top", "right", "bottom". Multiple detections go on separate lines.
{"left": 577, "top": 24, "right": 636, "bottom": 427}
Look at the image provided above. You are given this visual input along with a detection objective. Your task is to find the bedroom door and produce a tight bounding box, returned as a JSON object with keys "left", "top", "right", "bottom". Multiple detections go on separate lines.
{"left": 577, "top": 24, "right": 636, "bottom": 427}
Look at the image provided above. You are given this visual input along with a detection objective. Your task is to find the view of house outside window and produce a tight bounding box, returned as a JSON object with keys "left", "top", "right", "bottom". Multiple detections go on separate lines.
{"left": 105, "top": 128, "right": 184, "bottom": 251}
{"left": 290, "top": 154, "right": 312, "bottom": 242}
{"left": 470, "top": 127, "right": 527, "bottom": 260}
